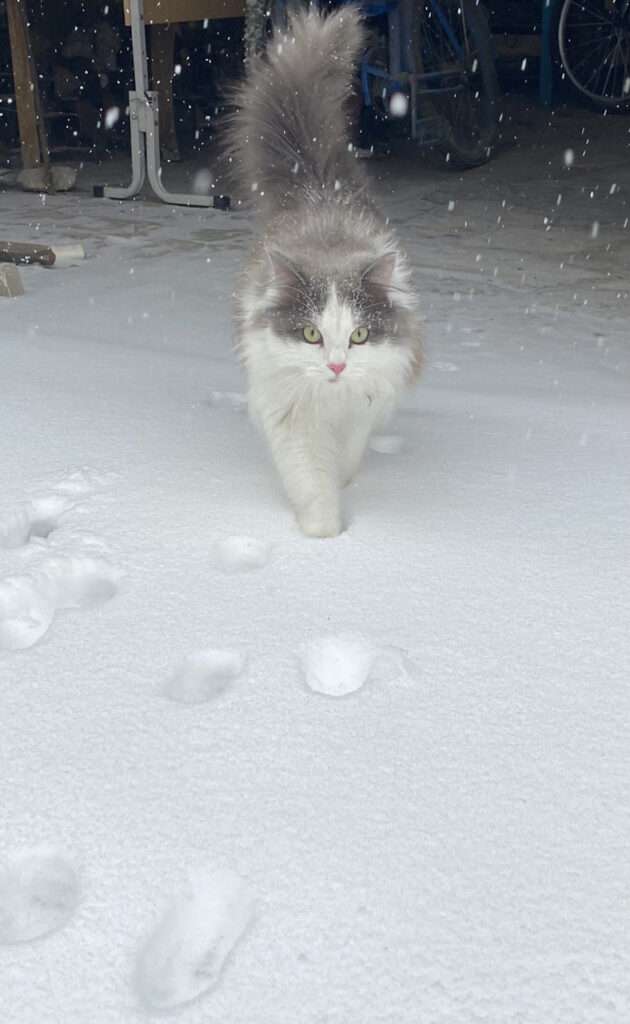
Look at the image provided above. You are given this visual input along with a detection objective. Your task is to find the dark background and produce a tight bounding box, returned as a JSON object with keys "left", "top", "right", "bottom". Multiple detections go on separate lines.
{"left": 0, "top": 0, "right": 594, "bottom": 166}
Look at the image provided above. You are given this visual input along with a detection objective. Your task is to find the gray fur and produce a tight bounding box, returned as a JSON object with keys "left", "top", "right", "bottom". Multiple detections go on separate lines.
{"left": 252, "top": 250, "right": 415, "bottom": 346}
{"left": 227, "top": 3, "right": 422, "bottom": 377}
{"left": 225, "top": 4, "right": 368, "bottom": 214}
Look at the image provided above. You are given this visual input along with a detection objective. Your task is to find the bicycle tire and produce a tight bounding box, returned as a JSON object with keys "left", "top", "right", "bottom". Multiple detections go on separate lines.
{"left": 425, "top": 0, "right": 500, "bottom": 168}
{"left": 558, "top": 0, "right": 630, "bottom": 109}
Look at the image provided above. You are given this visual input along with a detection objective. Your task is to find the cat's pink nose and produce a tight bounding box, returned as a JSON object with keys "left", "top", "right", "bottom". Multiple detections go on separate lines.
{"left": 327, "top": 362, "right": 346, "bottom": 376}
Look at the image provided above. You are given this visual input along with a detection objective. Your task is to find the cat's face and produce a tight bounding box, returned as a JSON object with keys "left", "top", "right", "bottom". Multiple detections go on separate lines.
{"left": 255, "top": 250, "right": 415, "bottom": 387}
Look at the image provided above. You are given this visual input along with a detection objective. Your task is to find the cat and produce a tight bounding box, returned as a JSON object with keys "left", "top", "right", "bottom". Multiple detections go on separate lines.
{"left": 226, "top": 4, "right": 422, "bottom": 538}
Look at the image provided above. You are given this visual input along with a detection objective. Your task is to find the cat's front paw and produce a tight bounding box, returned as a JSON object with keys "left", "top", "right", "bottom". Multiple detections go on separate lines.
{"left": 297, "top": 501, "right": 342, "bottom": 539}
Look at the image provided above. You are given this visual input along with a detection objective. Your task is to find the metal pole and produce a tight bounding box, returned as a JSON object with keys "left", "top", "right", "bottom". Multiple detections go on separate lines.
{"left": 95, "top": 0, "right": 229, "bottom": 209}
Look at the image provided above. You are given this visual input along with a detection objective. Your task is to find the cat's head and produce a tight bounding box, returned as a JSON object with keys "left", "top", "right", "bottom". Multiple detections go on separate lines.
{"left": 250, "top": 247, "right": 420, "bottom": 388}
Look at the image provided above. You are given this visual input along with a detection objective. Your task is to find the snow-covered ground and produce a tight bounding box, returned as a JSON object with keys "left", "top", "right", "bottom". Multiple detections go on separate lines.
{"left": 1, "top": 102, "right": 629, "bottom": 1022}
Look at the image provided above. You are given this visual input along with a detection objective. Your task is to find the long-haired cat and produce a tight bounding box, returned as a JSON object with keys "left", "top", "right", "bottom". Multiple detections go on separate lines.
{"left": 226, "top": 4, "right": 422, "bottom": 537}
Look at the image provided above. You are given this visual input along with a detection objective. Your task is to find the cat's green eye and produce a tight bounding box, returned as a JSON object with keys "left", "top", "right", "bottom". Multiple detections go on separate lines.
{"left": 350, "top": 326, "right": 369, "bottom": 345}
{"left": 303, "top": 325, "right": 322, "bottom": 344}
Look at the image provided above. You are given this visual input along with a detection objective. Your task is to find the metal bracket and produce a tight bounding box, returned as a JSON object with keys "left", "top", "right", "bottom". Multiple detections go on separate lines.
{"left": 94, "top": 0, "right": 229, "bottom": 209}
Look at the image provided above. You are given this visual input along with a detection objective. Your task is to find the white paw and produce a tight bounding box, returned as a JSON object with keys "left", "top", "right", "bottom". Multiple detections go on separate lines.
{"left": 135, "top": 866, "right": 254, "bottom": 1011}
{"left": 297, "top": 502, "right": 342, "bottom": 539}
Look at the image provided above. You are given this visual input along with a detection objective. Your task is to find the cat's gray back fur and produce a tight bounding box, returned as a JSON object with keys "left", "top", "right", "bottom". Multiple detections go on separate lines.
{"left": 226, "top": 5, "right": 409, "bottom": 326}
{"left": 225, "top": 4, "right": 371, "bottom": 219}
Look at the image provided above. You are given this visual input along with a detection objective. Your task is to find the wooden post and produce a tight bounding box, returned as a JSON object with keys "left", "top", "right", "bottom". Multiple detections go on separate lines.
{"left": 5, "top": 0, "right": 50, "bottom": 176}
{"left": 149, "top": 22, "right": 181, "bottom": 161}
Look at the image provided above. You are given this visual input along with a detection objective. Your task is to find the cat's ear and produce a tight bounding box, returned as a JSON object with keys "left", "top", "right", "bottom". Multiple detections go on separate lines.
{"left": 265, "top": 248, "right": 306, "bottom": 291}
{"left": 361, "top": 252, "right": 398, "bottom": 289}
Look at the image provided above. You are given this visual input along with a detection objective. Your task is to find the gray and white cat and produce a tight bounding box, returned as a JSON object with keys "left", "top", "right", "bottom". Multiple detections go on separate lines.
{"left": 227, "top": 4, "right": 422, "bottom": 537}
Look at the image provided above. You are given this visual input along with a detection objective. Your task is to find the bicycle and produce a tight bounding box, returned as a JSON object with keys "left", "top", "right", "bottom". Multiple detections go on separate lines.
{"left": 558, "top": 0, "right": 630, "bottom": 108}
{"left": 358, "top": 0, "right": 500, "bottom": 168}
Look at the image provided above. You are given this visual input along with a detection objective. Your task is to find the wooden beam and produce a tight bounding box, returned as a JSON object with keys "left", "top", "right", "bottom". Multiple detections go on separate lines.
{"left": 149, "top": 23, "right": 180, "bottom": 161}
{"left": 5, "top": 0, "right": 49, "bottom": 174}
{"left": 124, "top": 0, "right": 245, "bottom": 26}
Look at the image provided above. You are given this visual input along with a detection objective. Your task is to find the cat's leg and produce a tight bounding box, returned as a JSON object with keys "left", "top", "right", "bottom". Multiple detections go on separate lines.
{"left": 265, "top": 417, "right": 342, "bottom": 538}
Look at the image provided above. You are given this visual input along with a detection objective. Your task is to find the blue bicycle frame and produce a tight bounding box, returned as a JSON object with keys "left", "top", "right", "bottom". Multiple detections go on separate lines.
{"left": 358, "top": 0, "right": 469, "bottom": 143}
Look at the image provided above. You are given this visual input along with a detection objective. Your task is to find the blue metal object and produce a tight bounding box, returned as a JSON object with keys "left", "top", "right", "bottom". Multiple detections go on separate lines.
{"left": 346, "top": 0, "right": 500, "bottom": 159}
{"left": 540, "top": 0, "right": 563, "bottom": 106}
{"left": 428, "top": 0, "right": 465, "bottom": 61}
{"left": 359, "top": 0, "right": 468, "bottom": 123}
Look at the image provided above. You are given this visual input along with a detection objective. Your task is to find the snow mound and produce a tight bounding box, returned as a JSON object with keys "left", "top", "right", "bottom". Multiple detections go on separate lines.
{"left": 135, "top": 866, "right": 254, "bottom": 1011}
{"left": 369, "top": 434, "right": 404, "bottom": 455}
{"left": 303, "top": 635, "right": 415, "bottom": 697}
{"left": 163, "top": 648, "right": 246, "bottom": 704}
{"left": 0, "top": 848, "right": 80, "bottom": 944}
{"left": 0, "top": 556, "right": 120, "bottom": 650}
{"left": 213, "top": 536, "right": 270, "bottom": 572}
{"left": 303, "top": 634, "right": 378, "bottom": 696}
{"left": 0, "top": 496, "right": 71, "bottom": 549}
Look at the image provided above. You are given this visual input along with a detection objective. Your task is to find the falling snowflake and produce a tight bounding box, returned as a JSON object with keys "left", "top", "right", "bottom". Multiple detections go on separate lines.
{"left": 104, "top": 106, "right": 120, "bottom": 129}
{"left": 388, "top": 92, "right": 408, "bottom": 118}
{"left": 193, "top": 169, "right": 213, "bottom": 195}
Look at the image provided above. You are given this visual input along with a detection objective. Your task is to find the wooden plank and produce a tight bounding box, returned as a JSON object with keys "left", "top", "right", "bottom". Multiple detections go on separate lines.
{"left": 5, "top": 0, "right": 43, "bottom": 169}
{"left": 0, "top": 241, "right": 56, "bottom": 266}
{"left": 149, "top": 23, "right": 180, "bottom": 160}
{"left": 0, "top": 240, "right": 85, "bottom": 266}
{"left": 124, "top": 0, "right": 245, "bottom": 26}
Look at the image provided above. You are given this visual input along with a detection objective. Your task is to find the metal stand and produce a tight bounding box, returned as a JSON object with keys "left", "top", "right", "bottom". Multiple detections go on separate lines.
{"left": 540, "top": 0, "right": 562, "bottom": 108}
{"left": 94, "top": 0, "right": 229, "bottom": 209}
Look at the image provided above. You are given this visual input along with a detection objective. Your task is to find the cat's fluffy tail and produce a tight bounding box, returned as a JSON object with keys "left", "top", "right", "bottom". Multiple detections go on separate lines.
{"left": 225, "top": 5, "right": 366, "bottom": 213}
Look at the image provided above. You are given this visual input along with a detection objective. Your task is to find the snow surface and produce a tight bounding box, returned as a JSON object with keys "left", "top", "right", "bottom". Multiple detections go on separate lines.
{"left": 1, "top": 103, "right": 629, "bottom": 1022}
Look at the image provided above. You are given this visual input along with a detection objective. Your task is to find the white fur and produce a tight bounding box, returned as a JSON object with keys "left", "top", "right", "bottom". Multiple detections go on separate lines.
{"left": 241, "top": 283, "right": 415, "bottom": 538}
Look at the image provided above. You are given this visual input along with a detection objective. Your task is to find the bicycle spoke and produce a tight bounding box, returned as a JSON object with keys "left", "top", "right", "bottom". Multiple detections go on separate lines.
{"left": 569, "top": 1, "right": 616, "bottom": 25}
{"left": 566, "top": 19, "right": 621, "bottom": 27}
{"left": 560, "top": 0, "right": 630, "bottom": 101}
{"left": 601, "top": 41, "right": 622, "bottom": 95}
{"left": 569, "top": 33, "right": 619, "bottom": 73}
{"left": 567, "top": 31, "right": 617, "bottom": 56}
{"left": 415, "top": 0, "right": 498, "bottom": 163}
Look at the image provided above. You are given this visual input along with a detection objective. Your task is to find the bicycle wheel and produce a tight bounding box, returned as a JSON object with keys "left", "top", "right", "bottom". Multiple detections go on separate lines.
{"left": 559, "top": 0, "right": 630, "bottom": 108}
{"left": 420, "top": 0, "right": 500, "bottom": 168}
